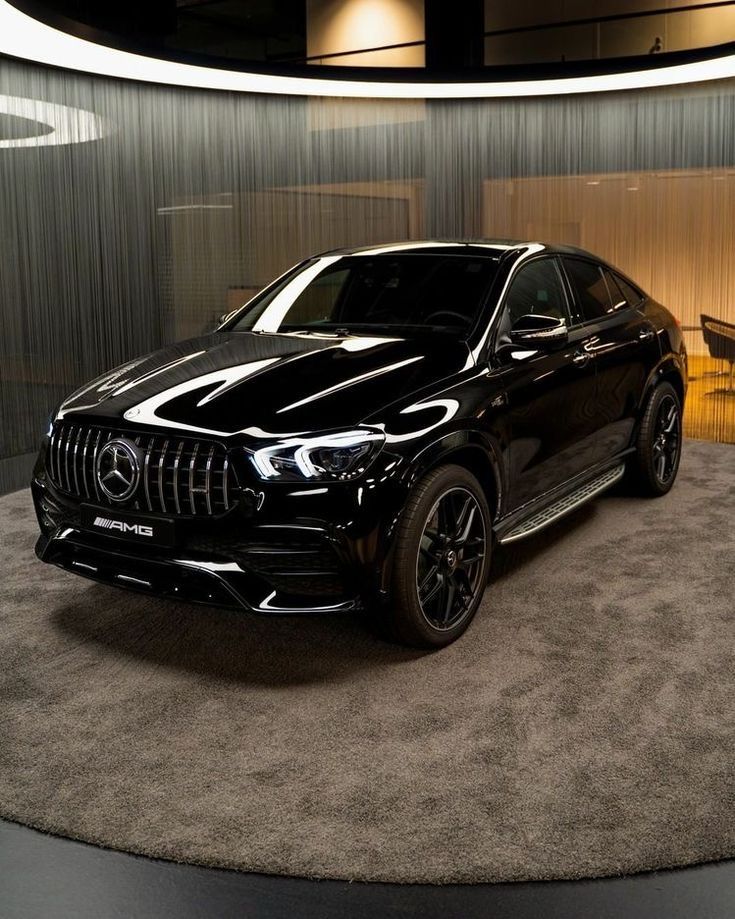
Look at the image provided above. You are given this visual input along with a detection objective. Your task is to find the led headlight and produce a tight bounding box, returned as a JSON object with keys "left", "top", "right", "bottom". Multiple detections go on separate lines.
{"left": 248, "top": 429, "right": 385, "bottom": 482}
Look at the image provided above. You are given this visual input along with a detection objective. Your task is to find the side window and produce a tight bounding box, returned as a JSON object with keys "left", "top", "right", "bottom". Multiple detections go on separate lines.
{"left": 602, "top": 269, "right": 629, "bottom": 312}
{"left": 503, "top": 258, "right": 570, "bottom": 327}
{"left": 563, "top": 258, "right": 614, "bottom": 322}
{"left": 613, "top": 272, "right": 645, "bottom": 308}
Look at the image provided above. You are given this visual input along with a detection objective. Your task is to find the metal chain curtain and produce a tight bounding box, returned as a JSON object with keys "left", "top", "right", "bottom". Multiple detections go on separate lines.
{"left": 1, "top": 58, "right": 734, "bottom": 493}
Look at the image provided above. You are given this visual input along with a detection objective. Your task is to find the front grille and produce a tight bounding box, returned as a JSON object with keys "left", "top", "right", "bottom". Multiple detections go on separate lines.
{"left": 47, "top": 422, "right": 234, "bottom": 517}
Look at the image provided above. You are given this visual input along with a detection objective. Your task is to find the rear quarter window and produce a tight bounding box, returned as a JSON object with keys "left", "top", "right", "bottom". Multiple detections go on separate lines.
{"left": 613, "top": 273, "right": 645, "bottom": 308}
{"left": 563, "top": 258, "right": 612, "bottom": 322}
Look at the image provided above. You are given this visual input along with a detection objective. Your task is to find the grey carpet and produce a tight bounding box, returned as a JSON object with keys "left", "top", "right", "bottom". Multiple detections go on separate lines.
{"left": 1, "top": 439, "right": 734, "bottom": 884}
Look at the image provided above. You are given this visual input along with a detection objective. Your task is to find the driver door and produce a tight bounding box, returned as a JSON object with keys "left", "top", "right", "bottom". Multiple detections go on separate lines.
{"left": 494, "top": 257, "right": 600, "bottom": 511}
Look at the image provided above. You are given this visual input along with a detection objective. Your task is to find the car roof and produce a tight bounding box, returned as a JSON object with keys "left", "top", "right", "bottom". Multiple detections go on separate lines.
{"left": 316, "top": 239, "right": 602, "bottom": 262}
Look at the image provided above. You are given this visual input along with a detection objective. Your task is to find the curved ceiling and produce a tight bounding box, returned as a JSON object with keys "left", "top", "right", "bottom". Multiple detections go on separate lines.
{"left": 3, "top": 0, "right": 735, "bottom": 98}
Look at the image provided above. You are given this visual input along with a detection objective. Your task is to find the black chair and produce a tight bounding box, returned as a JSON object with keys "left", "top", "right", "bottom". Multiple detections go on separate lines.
{"left": 701, "top": 313, "right": 735, "bottom": 394}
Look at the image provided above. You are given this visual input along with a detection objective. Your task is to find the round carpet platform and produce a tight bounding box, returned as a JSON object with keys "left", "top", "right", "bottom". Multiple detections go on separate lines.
{"left": 1, "top": 438, "right": 734, "bottom": 884}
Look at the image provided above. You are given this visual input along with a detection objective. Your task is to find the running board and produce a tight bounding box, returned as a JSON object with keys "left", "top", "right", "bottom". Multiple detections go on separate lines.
{"left": 499, "top": 464, "right": 625, "bottom": 545}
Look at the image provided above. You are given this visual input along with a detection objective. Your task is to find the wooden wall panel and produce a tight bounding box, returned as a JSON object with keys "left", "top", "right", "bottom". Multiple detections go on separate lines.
{"left": 483, "top": 170, "right": 735, "bottom": 353}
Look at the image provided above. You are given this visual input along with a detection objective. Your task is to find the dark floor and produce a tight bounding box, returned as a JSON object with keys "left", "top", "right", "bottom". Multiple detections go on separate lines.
{"left": 2, "top": 818, "right": 735, "bottom": 919}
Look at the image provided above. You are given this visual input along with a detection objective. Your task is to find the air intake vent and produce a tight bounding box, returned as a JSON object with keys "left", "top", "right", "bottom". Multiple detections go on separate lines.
{"left": 47, "top": 423, "right": 234, "bottom": 517}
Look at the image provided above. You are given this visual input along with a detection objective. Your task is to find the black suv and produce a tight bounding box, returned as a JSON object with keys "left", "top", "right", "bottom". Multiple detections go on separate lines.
{"left": 33, "top": 241, "right": 687, "bottom": 647}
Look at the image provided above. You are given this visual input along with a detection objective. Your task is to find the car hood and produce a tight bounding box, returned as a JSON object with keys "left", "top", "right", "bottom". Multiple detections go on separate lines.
{"left": 58, "top": 330, "right": 472, "bottom": 438}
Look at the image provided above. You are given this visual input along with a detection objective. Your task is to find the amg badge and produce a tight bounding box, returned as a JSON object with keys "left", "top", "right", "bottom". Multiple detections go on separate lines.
{"left": 93, "top": 515, "right": 154, "bottom": 537}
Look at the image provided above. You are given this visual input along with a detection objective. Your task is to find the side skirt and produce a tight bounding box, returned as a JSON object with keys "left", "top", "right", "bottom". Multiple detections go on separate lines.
{"left": 497, "top": 464, "right": 626, "bottom": 545}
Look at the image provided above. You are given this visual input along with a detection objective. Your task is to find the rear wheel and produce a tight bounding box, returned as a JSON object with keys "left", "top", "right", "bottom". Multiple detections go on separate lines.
{"left": 380, "top": 464, "right": 492, "bottom": 648}
{"left": 630, "top": 381, "right": 683, "bottom": 496}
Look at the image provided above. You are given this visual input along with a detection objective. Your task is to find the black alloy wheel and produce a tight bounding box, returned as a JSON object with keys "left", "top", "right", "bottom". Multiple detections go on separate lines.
{"left": 631, "top": 381, "right": 683, "bottom": 496}
{"left": 651, "top": 393, "right": 681, "bottom": 486}
{"left": 381, "top": 464, "right": 493, "bottom": 648}
{"left": 416, "top": 487, "right": 487, "bottom": 631}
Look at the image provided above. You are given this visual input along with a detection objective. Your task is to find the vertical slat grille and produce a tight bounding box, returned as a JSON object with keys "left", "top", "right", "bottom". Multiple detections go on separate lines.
{"left": 71, "top": 426, "right": 82, "bottom": 496}
{"left": 46, "top": 423, "right": 233, "bottom": 517}
{"left": 204, "top": 445, "right": 215, "bottom": 516}
{"left": 188, "top": 442, "right": 199, "bottom": 515}
{"left": 81, "top": 428, "right": 93, "bottom": 499}
{"left": 143, "top": 437, "right": 154, "bottom": 512}
{"left": 63, "top": 425, "right": 73, "bottom": 493}
{"left": 91, "top": 430, "right": 103, "bottom": 502}
{"left": 172, "top": 440, "right": 185, "bottom": 515}
{"left": 157, "top": 438, "right": 169, "bottom": 513}
{"left": 223, "top": 457, "right": 230, "bottom": 511}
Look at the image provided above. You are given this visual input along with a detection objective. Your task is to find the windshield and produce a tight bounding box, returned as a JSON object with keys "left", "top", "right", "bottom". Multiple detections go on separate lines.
{"left": 228, "top": 254, "right": 498, "bottom": 337}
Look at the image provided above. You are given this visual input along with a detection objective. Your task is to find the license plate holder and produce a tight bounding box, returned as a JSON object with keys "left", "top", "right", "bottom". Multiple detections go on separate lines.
{"left": 80, "top": 505, "right": 177, "bottom": 548}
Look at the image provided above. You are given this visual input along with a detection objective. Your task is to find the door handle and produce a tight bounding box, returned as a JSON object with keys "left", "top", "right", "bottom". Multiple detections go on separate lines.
{"left": 638, "top": 327, "right": 655, "bottom": 342}
{"left": 572, "top": 350, "right": 591, "bottom": 366}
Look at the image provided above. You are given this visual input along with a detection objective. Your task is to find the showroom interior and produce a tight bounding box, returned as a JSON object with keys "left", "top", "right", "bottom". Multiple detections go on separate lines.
{"left": 1, "top": 1, "right": 735, "bottom": 916}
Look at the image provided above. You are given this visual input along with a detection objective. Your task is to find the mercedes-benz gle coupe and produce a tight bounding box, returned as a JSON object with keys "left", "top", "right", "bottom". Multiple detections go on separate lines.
{"left": 33, "top": 241, "right": 687, "bottom": 647}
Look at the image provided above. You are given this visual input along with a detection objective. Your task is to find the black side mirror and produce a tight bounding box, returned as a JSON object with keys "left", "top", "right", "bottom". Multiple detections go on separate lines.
{"left": 214, "top": 308, "right": 239, "bottom": 332}
{"left": 509, "top": 313, "right": 568, "bottom": 347}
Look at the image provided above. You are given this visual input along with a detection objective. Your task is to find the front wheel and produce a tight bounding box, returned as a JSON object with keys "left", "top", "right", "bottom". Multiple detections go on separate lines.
{"left": 380, "top": 464, "right": 492, "bottom": 648}
{"left": 630, "top": 381, "right": 683, "bottom": 496}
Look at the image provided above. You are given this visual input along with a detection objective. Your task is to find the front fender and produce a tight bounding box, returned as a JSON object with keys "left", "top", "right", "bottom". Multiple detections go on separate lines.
{"left": 372, "top": 429, "right": 505, "bottom": 600}
{"left": 403, "top": 429, "right": 505, "bottom": 513}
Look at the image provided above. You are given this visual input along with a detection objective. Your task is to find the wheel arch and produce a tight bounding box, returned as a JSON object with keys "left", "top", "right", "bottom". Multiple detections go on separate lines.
{"left": 659, "top": 363, "right": 686, "bottom": 406}
{"left": 404, "top": 431, "right": 504, "bottom": 523}
{"left": 641, "top": 354, "right": 687, "bottom": 414}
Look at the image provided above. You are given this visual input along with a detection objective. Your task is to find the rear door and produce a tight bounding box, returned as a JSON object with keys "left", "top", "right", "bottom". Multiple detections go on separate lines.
{"left": 561, "top": 257, "right": 660, "bottom": 457}
{"left": 494, "top": 256, "right": 601, "bottom": 511}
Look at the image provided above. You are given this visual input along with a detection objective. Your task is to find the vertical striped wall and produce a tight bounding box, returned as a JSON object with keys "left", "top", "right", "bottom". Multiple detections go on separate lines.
{"left": 1, "top": 58, "right": 735, "bottom": 493}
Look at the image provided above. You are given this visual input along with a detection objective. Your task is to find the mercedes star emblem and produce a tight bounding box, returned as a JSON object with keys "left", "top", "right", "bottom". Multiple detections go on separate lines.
{"left": 95, "top": 439, "right": 141, "bottom": 502}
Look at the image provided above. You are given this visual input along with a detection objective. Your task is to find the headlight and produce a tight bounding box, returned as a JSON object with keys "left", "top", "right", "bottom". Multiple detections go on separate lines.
{"left": 248, "top": 429, "right": 385, "bottom": 482}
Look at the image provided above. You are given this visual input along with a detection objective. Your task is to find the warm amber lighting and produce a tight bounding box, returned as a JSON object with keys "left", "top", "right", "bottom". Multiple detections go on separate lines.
{"left": 306, "top": 0, "right": 425, "bottom": 67}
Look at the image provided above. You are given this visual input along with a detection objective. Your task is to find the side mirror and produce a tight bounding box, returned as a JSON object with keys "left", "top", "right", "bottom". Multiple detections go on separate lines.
{"left": 213, "top": 308, "right": 239, "bottom": 332}
{"left": 509, "top": 313, "right": 568, "bottom": 347}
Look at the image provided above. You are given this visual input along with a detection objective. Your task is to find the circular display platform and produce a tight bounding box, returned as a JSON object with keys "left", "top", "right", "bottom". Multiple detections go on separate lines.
{"left": 1, "top": 439, "right": 734, "bottom": 884}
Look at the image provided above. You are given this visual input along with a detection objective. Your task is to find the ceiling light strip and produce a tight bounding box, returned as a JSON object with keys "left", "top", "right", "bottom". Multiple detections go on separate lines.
{"left": 2, "top": 0, "right": 735, "bottom": 98}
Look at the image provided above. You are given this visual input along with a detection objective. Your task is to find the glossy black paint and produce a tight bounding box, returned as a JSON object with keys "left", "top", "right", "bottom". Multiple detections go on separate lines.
{"left": 32, "top": 241, "right": 688, "bottom": 617}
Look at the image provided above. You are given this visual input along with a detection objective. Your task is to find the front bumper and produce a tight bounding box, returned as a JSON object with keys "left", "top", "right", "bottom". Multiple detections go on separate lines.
{"left": 32, "top": 454, "right": 408, "bottom": 615}
{"left": 35, "top": 526, "right": 357, "bottom": 613}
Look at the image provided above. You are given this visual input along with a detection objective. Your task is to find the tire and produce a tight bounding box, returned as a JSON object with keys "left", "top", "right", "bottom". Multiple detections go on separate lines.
{"left": 378, "top": 464, "right": 493, "bottom": 649}
{"left": 629, "top": 381, "right": 683, "bottom": 496}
